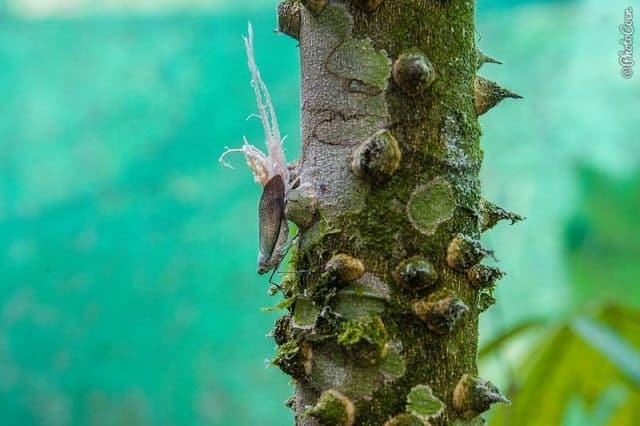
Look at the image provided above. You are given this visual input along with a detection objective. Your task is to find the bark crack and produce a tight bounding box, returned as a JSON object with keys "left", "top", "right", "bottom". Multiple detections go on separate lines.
{"left": 305, "top": 106, "right": 386, "bottom": 145}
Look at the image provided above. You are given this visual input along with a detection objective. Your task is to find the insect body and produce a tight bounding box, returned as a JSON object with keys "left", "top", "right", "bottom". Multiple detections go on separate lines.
{"left": 220, "top": 23, "right": 290, "bottom": 275}
{"left": 258, "top": 175, "right": 289, "bottom": 274}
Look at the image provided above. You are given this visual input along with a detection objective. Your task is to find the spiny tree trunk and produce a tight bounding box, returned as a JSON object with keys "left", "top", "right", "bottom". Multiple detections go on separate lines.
{"left": 273, "top": 1, "right": 520, "bottom": 424}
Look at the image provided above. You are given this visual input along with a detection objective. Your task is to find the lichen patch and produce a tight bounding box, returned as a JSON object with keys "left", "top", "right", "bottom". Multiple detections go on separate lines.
{"left": 327, "top": 38, "right": 391, "bottom": 93}
{"left": 407, "top": 177, "right": 456, "bottom": 235}
{"left": 406, "top": 384, "right": 445, "bottom": 423}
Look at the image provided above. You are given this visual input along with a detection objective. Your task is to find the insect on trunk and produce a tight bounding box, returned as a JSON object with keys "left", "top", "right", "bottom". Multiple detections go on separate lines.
{"left": 258, "top": 174, "right": 289, "bottom": 274}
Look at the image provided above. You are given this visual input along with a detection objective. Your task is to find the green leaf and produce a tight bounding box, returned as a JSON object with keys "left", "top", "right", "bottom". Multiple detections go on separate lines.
{"left": 489, "top": 305, "right": 640, "bottom": 426}
{"left": 561, "top": 385, "right": 628, "bottom": 426}
{"left": 572, "top": 317, "right": 640, "bottom": 386}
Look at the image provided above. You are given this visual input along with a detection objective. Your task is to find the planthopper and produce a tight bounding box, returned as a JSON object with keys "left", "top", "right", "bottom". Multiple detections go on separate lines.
{"left": 219, "top": 23, "right": 290, "bottom": 276}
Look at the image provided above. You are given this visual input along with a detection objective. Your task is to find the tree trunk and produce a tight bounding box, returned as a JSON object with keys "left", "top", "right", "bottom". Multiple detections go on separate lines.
{"left": 273, "top": 1, "right": 519, "bottom": 424}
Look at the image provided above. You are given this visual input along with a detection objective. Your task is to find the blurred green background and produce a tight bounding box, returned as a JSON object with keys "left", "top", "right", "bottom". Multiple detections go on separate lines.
{"left": 0, "top": 0, "right": 638, "bottom": 424}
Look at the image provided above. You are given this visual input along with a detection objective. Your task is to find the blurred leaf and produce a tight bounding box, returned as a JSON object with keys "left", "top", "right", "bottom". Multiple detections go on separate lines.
{"left": 561, "top": 385, "right": 627, "bottom": 426}
{"left": 479, "top": 319, "right": 545, "bottom": 359}
{"left": 572, "top": 318, "right": 640, "bottom": 386}
{"left": 489, "top": 305, "right": 640, "bottom": 426}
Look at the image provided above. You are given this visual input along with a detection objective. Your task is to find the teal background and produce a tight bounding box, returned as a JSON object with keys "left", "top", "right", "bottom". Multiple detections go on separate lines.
{"left": 0, "top": 0, "right": 638, "bottom": 424}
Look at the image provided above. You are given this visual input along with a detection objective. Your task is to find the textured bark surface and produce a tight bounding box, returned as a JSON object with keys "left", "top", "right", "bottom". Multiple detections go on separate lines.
{"left": 272, "top": 1, "right": 517, "bottom": 425}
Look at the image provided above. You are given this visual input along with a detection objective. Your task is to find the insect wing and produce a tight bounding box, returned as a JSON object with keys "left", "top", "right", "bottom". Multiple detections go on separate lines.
{"left": 258, "top": 175, "right": 286, "bottom": 260}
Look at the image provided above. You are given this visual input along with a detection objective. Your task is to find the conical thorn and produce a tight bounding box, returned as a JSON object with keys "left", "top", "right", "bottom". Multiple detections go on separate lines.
{"left": 474, "top": 76, "right": 522, "bottom": 116}
{"left": 277, "top": 1, "right": 301, "bottom": 40}
{"left": 412, "top": 290, "right": 469, "bottom": 334}
{"left": 467, "top": 264, "right": 505, "bottom": 289}
{"left": 447, "top": 234, "right": 494, "bottom": 270}
{"left": 476, "top": 48, "right": 503, "bottom": 70}
{"left": 453, "top": 374, "right": 510, "bottom": 419}
{"left": 480, "top": 198, "right": 524, "bottom": 232}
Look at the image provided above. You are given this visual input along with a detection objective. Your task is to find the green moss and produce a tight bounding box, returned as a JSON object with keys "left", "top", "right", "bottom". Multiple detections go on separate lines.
{"left": 337, "top": 316, "right": 388, "bottom": 363}
{"left": 304, "top": 389, "right": 354, "bottom": 426}
{"left": 272, "top": 340, "right": 299, "bottom": 366}
{"left": 337, "top": 316, "right": 386, "bottom": 346}
{"left": 271, "top": 338, "right": 310, "bottom": 378}
{"left": 344, "top": 187, "right": 405, "bottom": 263}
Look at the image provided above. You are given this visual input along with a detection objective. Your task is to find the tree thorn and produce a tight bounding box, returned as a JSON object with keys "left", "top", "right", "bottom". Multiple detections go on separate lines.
{"left": 303, "top": 389, "right": 355, "bottom": 426}
{"left": 476, "top": 48, "right": 503, "bottom": 70}
{"left": 474, "top": 76, "right": 522, "bottom": 115}
{"left": 447, "top": 234, "right": 493, "bottom": 270}
{"left": 453, "top": 374, "right": 510, "bottom": 419}
{"left": 277, "top": 1, "right": 301, "bottom": 41}
{"left": 480, "top": 199, "right": 524, "bottom": 232}
{"left": 412, "top": 290, "right": 469, "bottom": 334}
{"left": 351, "top": 129, "right": 402, "bottom": 184}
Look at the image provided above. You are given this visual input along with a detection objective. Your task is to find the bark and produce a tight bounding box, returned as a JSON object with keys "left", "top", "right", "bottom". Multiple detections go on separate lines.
{"left": 272, "top": 1, "right": 520, "bottom": 424}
